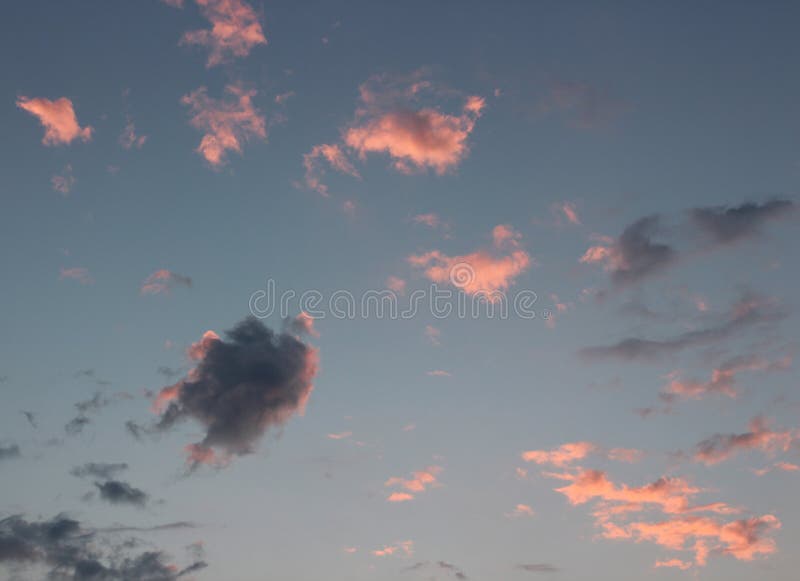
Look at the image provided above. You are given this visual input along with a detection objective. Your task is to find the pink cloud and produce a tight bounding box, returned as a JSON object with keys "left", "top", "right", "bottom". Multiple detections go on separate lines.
{"left": 326, "top": 431, "right": 352, "bottom": 440}
{"left": 522, "top": 442, "right": 596, "bottom": 467}
{"left": 59, "top": 267, "right": 92, "bottom": 285}
{"left": 654, "top": 559, "right": 692, "bottom": 570}
{"left": 372, "top": 541, "right": 413, "bottom": 557}
{"left": 385, "top": 276, "right": 407, "bottom": 295}
{"left": 302, "top": 143, "right": 360, "bottom": 196}
{"left": 506, "top": 504, "right": 535, "bottom": 518}
{"left": 385, "top": 465, "right": 442, "bottom": 502}
{"left": 344, "top": 96, "right": 484, "bottom": 174}
{"left": 408, "top": 225, "right": 531, "bottom": 295}
{"left": 544, "top": 468, "right": 778, "bottom": 567}
{"left": 181, "top": 0, "right": 267, "bottom": 67}
{"left": 17, "top": 96, "right": 93, "bottom": 145}
{"left": 140, "top": 269, "right": 192, "bottom": 295}
{"left": 182, "top": 85, "right": 266, "bottom": 167}
{"left": 559, "top": 202, "right": 581, "bottom": 225}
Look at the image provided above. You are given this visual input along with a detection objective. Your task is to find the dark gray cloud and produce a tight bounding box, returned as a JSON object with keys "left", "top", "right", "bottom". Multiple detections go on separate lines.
{"left": 517, "top": 563, "right": 559, "bottom": 573}
{"left": 610, "top": 215, "right": 676, "bottom": 286}
{"left": 690, "top": 199, "right": 794, "bottom": 245}
{"left": 21, "top": 411, "right": 37, "bottom": 429}
{"left": 404, "top": 560, "right": 468, "bottom": 579}
{"left": 66, "top": 391, "right": 132, "bottom": 436}
{"left": 152, "top": 317, "right": 318, "bottom": 468}
{"left": 94, "top": 480, "right": 149, "bottom": 507}
{"left": 70, "top": 462, "right": 129, "bottom": 480}
{"left": 0, "top": 514, "right": 205, "bottom": 580}
{"left": 580, "top": 292, "right": 785, "bottom": 362}
{"left": 0, "top": 444, "right": 21, "bottom": 461}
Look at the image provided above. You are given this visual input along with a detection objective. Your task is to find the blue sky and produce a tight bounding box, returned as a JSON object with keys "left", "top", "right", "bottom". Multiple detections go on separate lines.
{"left": 1, "top": 1, "right": 799, "bottom": 580}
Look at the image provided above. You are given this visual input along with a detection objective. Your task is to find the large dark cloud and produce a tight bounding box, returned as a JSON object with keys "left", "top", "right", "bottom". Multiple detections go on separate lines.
{"left": 71, "top": 462, "right": 129, "bottom": 480}
{"left": 0, "top": 514, "right": 205, "bottom": 580}
{"left": 580, "top": 292, "right": 785, "bottom": 362}
{"left": 94, "top": 480, "right": 149, "bottom": 508}
{"left": 690, "top": 199, "right": 794, "bottom": 245}
{"left": 152, "top": 316, "right": 318, "bottom": 467}
{"left": 0, "top": 444, "right": 20, "bottom": 461}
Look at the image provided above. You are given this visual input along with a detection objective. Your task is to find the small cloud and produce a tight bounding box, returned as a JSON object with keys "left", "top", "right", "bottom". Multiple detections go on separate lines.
{"left": 17, "top": 96, "right": 93, "bottom": 145}
{"left": 59, "top": 267, "right": 93, "bottom": 285}
{"left": 51, "top": 164, "right": 75, "bottom": 194}
{"left": 180, "top": 0, "right": 267, "bottom": 67}
{"left": 140, "top": 269, "right": 192, "bottom": 295}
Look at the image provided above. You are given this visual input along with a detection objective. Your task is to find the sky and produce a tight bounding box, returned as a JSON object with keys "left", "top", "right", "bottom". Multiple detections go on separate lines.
{"left": 1, "top": 1, "right": 799, "bottom": 579}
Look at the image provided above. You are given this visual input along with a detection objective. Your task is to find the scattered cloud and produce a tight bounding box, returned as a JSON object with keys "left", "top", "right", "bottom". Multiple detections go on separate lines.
{"left": 302, "top": 143, "right": 360, "bottom": 196}
{"left": 373, "top": 540, "right": 414, "bottom": 557}
{"left": 0, "top": 444, "right": 21, "bottom": 461}
{"left": 94, "top": 479, "right": 149, "bottom": 507}
{"left": 693, "top": 416, "right": 797, "bottom": 466}
{"left": 522, "top": 442, "right": 596, "bottom": 467}
{"left": 59, "top": 267, "right": 93, "bottom": 285}
{"left": 51, "top": 164, "right": 75, "bottom": 194}
{"left": 17, "top": 96, "right": 93, "bottom": 145}
{"left": 385, "top": 465, "right": 442, "bottom": 502}
{"left": 182, "top": 84, "right": 266, "bottom": 168}
{"left": 140, "top": 269, "right": 193, "bottom": 295}
{"left": 506, "top": 504, "right": 536, "bottom": 518}
{"left": 181, "top": 0, "right": 266, "bottom": 67}
{"left": 119, "top": 121, "right": 147, "bottom": 149}
{"left": 70, "top": 462, "right": 129, "bottom": 480}
{"left": 689, "top": 200, "right": 795, "bottom": 246}
{"left": 516, "top": 563, "right": 559, "bottom": 574}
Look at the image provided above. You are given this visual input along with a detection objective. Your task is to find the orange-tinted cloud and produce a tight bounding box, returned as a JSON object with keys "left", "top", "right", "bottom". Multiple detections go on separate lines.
{"left": 181, "top": 0, "right": 266, "bottom": 67}
{"left": 522, "top": 442, "right": 596, "bottom": 467}
{"left": 372, "top": 541, "right": 413, "bottom": 557}
{"left": 385, "top": 276, "right": 407, "bottom": 295}
{"left": 557, "top": 202, "right": 581, "bottom": 225}
{"left": 181, "top": 84, "right": 266, "bottom": 168}
{"left": 385, "top": 465, "right": 442, "bottom": 502}
{"left": 344, "top": 97, "right": 484, "bottom": 174}
{"left": 662, "top": 355, "right": 791, "bottom": 401}
{"left": 140, "top": 269, "right": 192, "bottom": 295}
{"left": 302, "top": 143, "right": 360, "bottom": 196}
{"left": 545, "top": 468, "right": 779, "bottom": 567}
{"left": 506, "top": 504, "right": 535, "bottom": 518}
{"left": 408, "top": 225, "right": 531, "bottom": 295}
{"left": 694, "top": 416, "right": 797, "bottom": 466}
{"left": 654, "top": 559, "right": 691, "bottom": 570}
{"left": 17, "top": 96, "right": 93, "bottom": 145}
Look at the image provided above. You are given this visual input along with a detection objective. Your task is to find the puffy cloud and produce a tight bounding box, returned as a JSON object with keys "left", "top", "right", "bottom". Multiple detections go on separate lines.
{"left": 181, "top": 0, "right": 266, "bottom": 67}
{"left": 140, "top": 269, "right": 192, "bottom": 295}
{"left": 59, "top": 267, "right": 93, "bottom": 285}
{"left": 580, "top": 292, "right": 785, "bottom": 362}
{"left": 0, "top": 514, "right": 206, "bottom": 579}
{"left": 151, "top": 317, "right": 318, "bottom": 468}
{"left": 16, "top": 96, "right": 93, "bottom": 145}
{"left": 385, "top": 466, "right": 442, "bottom": 502}
{"left": 694, "top": 416, "right": 797, "bottom": 466}
{"left": 408, "top": 225, "right": 531, "bottom": 295}
{"left": 344, "top": 96, "right": 485, "bottom": 174}
{"left": 181, "top": 84, "right": 266, "bottom": 168}
{"left": 302, "top": 143, "right": 360, "bottom": 196}
{"left": 580, "top": 215, "right": 675, "bottom": 286}
{"left": 689, "top": 200, "right": 794, "bottom": 245}
{"left": 522, "top": 442, "right": 596, "bottom": 467}
{"left": 94, "top": 480, "right": 149, "bottom": 507}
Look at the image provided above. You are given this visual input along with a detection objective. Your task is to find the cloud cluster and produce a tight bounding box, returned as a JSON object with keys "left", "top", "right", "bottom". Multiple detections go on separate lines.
{"left": 182, "top": 84, "right": 266, "bottom": 167}
{"left": 181, "top": 0, "right": 266, "bottom": 67}
{"left": 0, "top": 514, "right": 206, "bottom": 580}
{"left": 385, "top": 465, "right": 442, "bottom": 502}
{"left": 544, "top": 468, "right": 780, "bottom": 567}
{"left": 17, "top": 96, "right": 93, "bottom": 145}
{"left": 151, "top": 316, "right": 318, "bottom": 468}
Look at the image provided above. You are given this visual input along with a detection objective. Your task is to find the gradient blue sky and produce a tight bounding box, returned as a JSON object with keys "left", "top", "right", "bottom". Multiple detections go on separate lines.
{"left": 1, "top": 1, "right": 799, "bottom": 580}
